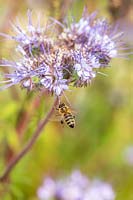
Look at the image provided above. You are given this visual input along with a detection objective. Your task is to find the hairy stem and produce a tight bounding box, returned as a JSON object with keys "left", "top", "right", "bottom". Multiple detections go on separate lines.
{"left": 0, "top": 97, "right": 59, "bottom": 182}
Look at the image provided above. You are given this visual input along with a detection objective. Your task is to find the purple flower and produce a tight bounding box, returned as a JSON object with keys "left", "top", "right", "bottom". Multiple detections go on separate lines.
{"left": 37, "top": 178, "right": 56, "bottom": 200}
{"left": 4, "top": 10, "right": 53, "bottom": 56}
{"left": 73, "top": 51, "right": 97, "bottom": 86}
{"left": 41, "top": 69, "right": 68, "bottom": 96}
{"left": 60, "top": 10, "right": 123, "bottom": 68}
{"left": 84, "top": 180, "right": 115, "bottom": 200}
{"left": 0, "top": 8, "right": 127, "bottom": 96}
{"left": 37, "top": 170, "right": 115, "bottom": 200}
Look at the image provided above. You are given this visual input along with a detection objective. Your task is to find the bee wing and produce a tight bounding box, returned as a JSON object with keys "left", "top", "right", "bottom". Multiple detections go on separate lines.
{"left": 49, "top": 110, "right": 63, "bottom": 122}
{"left": 67, "top": 108, "right": 77, "bottom": 116}
{"left": 49, "top": 116, "right": 62, "bottom": 122}
{"left": 71, "top": 109, "right": 77, "bottom": 114}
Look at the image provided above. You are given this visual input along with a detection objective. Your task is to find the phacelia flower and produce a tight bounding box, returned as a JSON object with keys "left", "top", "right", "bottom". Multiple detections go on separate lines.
{"left": 37, "top": 170, "right": 115, "bottom": 200}
{"left": 0, "top": 8, "right": 126, "bottom": 96}
{"left": 41, "top": 69, "right": 68, "bottom": 96}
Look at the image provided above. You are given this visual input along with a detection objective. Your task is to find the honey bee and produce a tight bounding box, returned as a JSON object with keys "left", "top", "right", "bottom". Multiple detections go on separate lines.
{"left": 56, "top": 102, "right": 75, "bottom": 128}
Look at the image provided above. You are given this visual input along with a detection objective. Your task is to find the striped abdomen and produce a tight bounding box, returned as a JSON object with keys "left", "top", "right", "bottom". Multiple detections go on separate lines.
{"left": 64, "top": 112, "right": 75, "bottom": 128}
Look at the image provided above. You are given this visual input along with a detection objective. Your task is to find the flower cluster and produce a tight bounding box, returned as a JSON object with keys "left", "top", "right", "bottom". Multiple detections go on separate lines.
{"left": 37, "top": 170, "right": 115, "bottom": 200}
{"left": 0, "top": 9, "right": 123, "bottom": 96}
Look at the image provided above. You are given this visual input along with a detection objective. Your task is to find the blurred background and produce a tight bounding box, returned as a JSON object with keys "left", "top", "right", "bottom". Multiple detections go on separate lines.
{"left": 0, "top": 0, "right": 132, "bottom": 199}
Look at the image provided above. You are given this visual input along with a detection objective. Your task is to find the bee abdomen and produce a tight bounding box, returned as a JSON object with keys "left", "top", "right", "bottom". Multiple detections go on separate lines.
{"left": 64, "top": 113, "right": 75, "bottom": 128}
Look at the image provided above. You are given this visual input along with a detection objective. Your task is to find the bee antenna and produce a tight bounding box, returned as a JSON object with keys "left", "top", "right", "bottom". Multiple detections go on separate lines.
{"left": 62, "top": 90, "right": 71, "bottom": 107}
{"left": 55, "top": 84, "right": 71, "bottom": 107}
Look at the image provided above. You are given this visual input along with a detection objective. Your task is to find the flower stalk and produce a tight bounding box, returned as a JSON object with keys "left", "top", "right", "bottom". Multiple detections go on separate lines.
{"left": 0, "top": 97, "right": 59, "bottom": 182}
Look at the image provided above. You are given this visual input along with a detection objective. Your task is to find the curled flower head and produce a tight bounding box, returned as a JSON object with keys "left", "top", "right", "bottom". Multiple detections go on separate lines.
{"left": 0, "top": 8, "right": 127, "bottom": 97}
{"left": 37, "top": 170, "right": 115, "bottom": 200}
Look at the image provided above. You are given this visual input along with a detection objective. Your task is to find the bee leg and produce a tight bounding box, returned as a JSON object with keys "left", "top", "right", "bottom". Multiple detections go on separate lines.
{"left": 60, "top": 120, "right": 64, "bottom": 124}
{"left": 73, "top": 115, "right": 75, "bottom": 118}
{"left": 55, "top": 114, "right": 61, "bottom": 117}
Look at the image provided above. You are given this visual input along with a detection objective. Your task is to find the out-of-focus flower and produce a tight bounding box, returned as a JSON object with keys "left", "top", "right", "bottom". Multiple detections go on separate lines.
{"left": 123, "top": 146, "right": 133, "bottom": 166}
{"left": 84, "top": 180, "right": 115, "bottom": 200}
{"left": 0, "top": 8, "right": 127, "bottom": 97}
{"left": 37, "top": 178, "right": 56, "bottom": 200}
{"left": 37, "top": 170, "right": 115, "bottom": 200}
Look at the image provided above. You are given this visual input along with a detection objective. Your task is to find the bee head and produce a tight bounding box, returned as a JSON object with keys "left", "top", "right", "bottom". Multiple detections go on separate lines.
{"left": 59, "top": 103, "right": 65, "bottom": 108}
